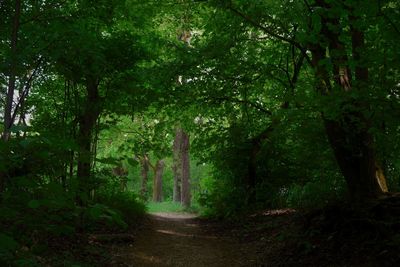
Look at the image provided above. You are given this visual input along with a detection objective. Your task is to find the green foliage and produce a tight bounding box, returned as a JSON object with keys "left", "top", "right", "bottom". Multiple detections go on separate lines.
{"left": 1, "top": 0, "right": 400, "bottom": 264}
{"left": 284, "top": 179, "right": 346, "bottom": 210}
{"left": 0, "top": 174, "right": 145, "bottom": 265}
{"left": 0, "top": 135, "right": 145, "bottom": 264}
{"left": 0, "top": 233, "right": 19, "bottom": 265}
{"left": 94, "top": 191, "right": 146, "bottom": 226}
{"left": 84, "top": 203, "right": 127, "bottom": 230}
{"left": 197, "top": 172, "right": 249, "bottom": 218}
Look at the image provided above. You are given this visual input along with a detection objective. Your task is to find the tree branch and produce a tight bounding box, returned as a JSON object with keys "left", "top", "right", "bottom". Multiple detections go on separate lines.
{"left": 226, "top": 3, "right": 312, "bottom": 65}
{"left": 204, "top": 96, "right": 273, "bottom": 115}
{"left": 11, "top": 57, "right": 43, "bottom": 125}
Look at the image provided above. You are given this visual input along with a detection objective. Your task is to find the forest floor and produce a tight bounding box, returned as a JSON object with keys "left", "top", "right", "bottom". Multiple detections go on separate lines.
{"left": 106, "top": 203, "right": 400, "bottom": 267}
{"left": 68, "top": 195, "right": 400, "bottom": 266}
{"left": 109, "top": 212, "right": 259, "bottom": 266}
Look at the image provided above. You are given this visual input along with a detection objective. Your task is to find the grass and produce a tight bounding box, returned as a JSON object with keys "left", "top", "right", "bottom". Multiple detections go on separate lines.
{"left": 146, "top": 201, "right": 199, "bottom": 213}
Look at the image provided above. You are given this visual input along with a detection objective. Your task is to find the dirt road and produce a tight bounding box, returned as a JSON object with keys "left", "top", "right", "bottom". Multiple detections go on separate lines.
{"left": 111, "top": 212, "right": 257, "bottom": 267}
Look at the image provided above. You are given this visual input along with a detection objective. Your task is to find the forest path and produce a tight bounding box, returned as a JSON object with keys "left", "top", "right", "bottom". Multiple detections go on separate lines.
{"left": 111, "top": 212, "right": 256, "bottom": 266}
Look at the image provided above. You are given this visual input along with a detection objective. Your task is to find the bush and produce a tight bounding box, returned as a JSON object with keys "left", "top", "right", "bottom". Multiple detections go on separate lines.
{"left": 197, "top": 172, "right": 249, "bottom": 219}
{"left": 283, "top": 177, "right": 346, "bottom": 210}
{"left": 0, "top": 173, "right": 145, "bottom": 265}
{"left": 94, "top": 191, "right": 146, "bottom": 226}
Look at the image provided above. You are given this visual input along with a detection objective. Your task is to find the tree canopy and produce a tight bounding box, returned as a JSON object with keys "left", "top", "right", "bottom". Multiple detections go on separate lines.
{"left": 1, "top": 0, "right": 400, "bottom": 265}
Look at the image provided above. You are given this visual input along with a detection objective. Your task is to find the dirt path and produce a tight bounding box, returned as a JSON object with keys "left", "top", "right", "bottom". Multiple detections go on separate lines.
{"left": 111, "top": 212, "right": 257, "bottom": 267}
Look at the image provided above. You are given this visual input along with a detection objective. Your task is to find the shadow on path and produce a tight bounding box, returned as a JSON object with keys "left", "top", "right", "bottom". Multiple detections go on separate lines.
{"left": 112, "top": 212, "right": 254, "bottom": 267}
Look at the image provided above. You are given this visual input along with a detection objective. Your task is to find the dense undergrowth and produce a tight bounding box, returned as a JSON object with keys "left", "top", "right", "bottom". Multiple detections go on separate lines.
{"left": 196, "top": 167, "right": 347, "bottom": 220}
{"left": 0, "top": 166, "right": 145, "bottom": 266}
{"left": 207, "top": 196, "right": 400, "bottom": 267}
{"left": 275, "top": 196, "right": 400, "bottom": 267}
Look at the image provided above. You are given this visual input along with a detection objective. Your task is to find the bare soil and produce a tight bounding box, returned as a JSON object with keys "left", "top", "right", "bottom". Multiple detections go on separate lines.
{"left": 109, "top": 212, "right": 258, "bottom": 266}
{"left": 105, "top": 201, "right": 400, "bottom": 267}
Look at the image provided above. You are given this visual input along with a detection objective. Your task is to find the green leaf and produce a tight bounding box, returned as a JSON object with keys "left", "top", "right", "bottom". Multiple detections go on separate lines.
{"left": 10, "top": 125, "right": 29, "bottom": 133}
{"left": 28, "top": 200, "right": 41, "bottom": 209}
{"left": 0, "top": 233, "right": 18, "bottom": 251}
{"left": 88, "top": 204, "right": 105, "bottom": 219}
{"left": 96, "top": 157, "right": 120, "bottom": 165}
{"left": 127, "top": 158, "right": 138, "bottom": 167}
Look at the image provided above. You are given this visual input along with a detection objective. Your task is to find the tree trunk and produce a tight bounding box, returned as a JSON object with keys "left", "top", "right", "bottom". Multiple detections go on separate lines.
{"left": 172, "top": 128, "right": 183, "bottom": 202}
{"left": 69, "top": 117, "right": 77, "bottom": 182}
{"left": 245, "top": 125, "right": 275, "bottom": 192}
{"left": 76, "top": 78, "right": 102, "bottom": 205}
{"left": 112, "top": 165, "right": 128, "bottom": 191}
{"left": 244, "top": 121, "right": 280, "bottom": 204}
{"left": 61, "top": 163, "right": 67, "bottom": 190}
{"left": 140, "top": 155, "right": 149, "bottom": 199}
{"left": 323, "top": 119, "right": 387, "bottom": 200}
{"left": 2, "top": 0, "right": 21, "bottom": 141}
{"left": 0, "top": 0, "right": 21, "bottom": 194}
{"left": 310, "top": 1, "right": 388, "bottom": 201}
{"left": 181, "top": 131, "right": 191, "bottom": 208}
{"left": 152, "top": 160, "right": 164, "bottom": 202}
{"left": 173, "top": 128, "right": 191, "bottom": 206}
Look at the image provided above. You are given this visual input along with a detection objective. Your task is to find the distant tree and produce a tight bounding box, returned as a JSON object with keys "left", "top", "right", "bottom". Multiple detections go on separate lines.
{"left": 172, "top": 130, "right": 182, "bottom": 202}
{"left": 173, "top": 127, "right": 191, "bottom": 207}
{"left": 151, "top": 159, "right": 165, "bottom": 202}
{"left": 139, "top": 154, "right": 150, "bottom": 199}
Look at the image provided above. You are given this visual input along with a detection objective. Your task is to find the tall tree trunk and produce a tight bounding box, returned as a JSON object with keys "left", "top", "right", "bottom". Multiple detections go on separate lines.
{"left": 0, "top": 0, "right": 21, "bottom": 194}
{"left": 311, "top": 0, "right": 388, "bottom": 201}
{"left": 69, "top": 95, "right": 78, "bottom": 184}
{"left": 246, "top": 140, "right": 260, "bottom": 197}
{"left": 61, "top": 162, "right": 67, "bottom": 190}
{"left": 2, "top": 0, "right": 21, "bottom": 141}
{"left": 152, "top": 160, "right": 164, "bottom": 202}
{"left": 172, "top": 128, "right": 183, "bottom": 202}
{"left": 76, "top": 78, "right": 102, "bottom": 205}
{"left": 140, "top": 155, "right": 150, "bottom": 199}
{"left": 181, "top": 131, "right": 191, "bottom": 208}
{"left": 245, "top": 125, "right": 275, "bottom": 192}
{"left": 323, "top": 119, "right": 387, "bottom": 200}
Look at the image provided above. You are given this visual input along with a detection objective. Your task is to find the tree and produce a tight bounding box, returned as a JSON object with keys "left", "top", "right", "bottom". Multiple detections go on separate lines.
{"left": 306, "top": 0, "right": 389, "bottom": 200}
{"left": 172, "top": 127, "right": 191, "bottom": 207}
{"left": 172, "top": 129, "right": 182, "bottom": 202}
{"left": 139, "top": 154, "right": 150, "bottom": 199}
{"left": 103, "top": 114, "right": 172, "bottom": 201}
{"left": 180, "top": 130, "right": 191, "bottom": 207}
{"left": 49, "top": 1, "right": 146, "bottom": 204}
{"left": 1, "top": 0, "right": 68, "bottom": 141}
{"left": 2, "top": 0, "right": 21, "bottom": 141}
{"left": 0, "top": 0, "right": 76, "bottom": 192}
{"left": 151, "top": 159, "right": 165, "bottom": 202}
{"left": 198, "top": 0, "right": 400, "bottom": 202}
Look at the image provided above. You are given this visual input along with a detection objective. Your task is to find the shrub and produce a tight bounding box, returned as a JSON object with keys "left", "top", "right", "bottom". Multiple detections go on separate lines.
{"left": 284, "top": 177, "right": 346, "bottom": 210}
{"left": 94, "top": 191, "right": 146, "bottom": 226}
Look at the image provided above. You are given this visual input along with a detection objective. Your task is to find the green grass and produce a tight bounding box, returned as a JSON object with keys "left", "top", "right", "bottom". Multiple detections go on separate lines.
{"left": 146, "top": 201, "right": 200, "bottom": 213}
